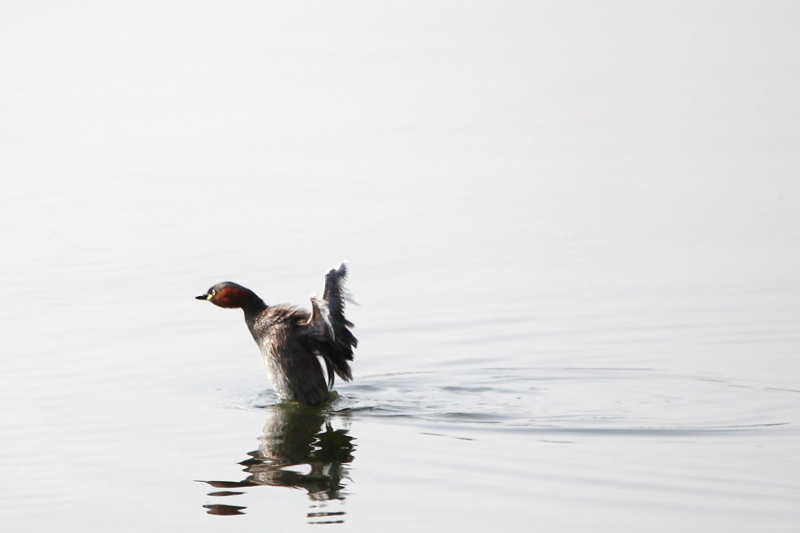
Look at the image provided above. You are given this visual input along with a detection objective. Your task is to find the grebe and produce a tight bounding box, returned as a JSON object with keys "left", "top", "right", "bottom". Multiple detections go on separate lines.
{"left": 196, "top": 263, "right": 357, "bottom": 405}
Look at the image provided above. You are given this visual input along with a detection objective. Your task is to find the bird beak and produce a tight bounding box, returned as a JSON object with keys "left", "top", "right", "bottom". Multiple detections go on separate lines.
{"left": 195, "top": 293, "right": 209, "bottom": 300}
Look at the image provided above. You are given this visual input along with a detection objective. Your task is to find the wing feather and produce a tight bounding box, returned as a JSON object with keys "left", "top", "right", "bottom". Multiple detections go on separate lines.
{"left": 302, "top": 263, "right": 358, "bottom": 389}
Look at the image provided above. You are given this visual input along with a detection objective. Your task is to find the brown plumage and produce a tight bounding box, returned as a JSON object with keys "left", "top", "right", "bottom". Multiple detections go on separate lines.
{"left": 196, "top": 263, "right": 357, "bottom": 406}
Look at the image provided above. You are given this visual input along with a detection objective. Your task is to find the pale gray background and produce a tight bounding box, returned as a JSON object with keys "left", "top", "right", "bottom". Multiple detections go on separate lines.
{"left": 2, "top": 2, "right": 799, "bottom": 531}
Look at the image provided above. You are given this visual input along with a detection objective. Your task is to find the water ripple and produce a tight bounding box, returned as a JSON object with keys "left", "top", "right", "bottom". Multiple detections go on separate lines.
{"left": 229, "top": 367, "right": 799, "bottom": 437}
{"left": 330, "top": 367, "right": 799, "bottom": 435}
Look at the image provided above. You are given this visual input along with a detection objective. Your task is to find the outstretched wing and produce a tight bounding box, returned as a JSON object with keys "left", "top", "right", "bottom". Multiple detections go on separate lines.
{"left": 323, "top": 263, "right": 355, "bottom": 331}
{"left": 304, "top": 263, "right": 358, "bottom": 390}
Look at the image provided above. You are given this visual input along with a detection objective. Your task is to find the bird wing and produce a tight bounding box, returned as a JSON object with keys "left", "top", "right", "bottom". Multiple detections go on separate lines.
{"left": 302, "top": 263, "right": 357, "bottom": 389}
{"left": 323, "top": 263, "right": 353, "bottom": 329}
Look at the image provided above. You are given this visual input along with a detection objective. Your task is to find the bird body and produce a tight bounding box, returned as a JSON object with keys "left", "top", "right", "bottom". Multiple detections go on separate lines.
{"left": 197, "top": 264, "right": 357, "bottom": 406}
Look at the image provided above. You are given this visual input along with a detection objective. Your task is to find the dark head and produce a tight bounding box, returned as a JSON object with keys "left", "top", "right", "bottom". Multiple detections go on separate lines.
{"left": 195, "top": 282, "right": 264, "bottom": 310}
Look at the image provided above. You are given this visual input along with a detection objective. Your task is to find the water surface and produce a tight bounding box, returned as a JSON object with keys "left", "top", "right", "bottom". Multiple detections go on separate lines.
{"left": 1, "top": 1, "right": 799, "bottom": 531}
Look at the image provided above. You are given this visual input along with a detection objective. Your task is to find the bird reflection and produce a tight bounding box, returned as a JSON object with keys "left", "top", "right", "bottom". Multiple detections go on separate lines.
{"left": 198, "top": 402, "right": 355, "bottom": 524}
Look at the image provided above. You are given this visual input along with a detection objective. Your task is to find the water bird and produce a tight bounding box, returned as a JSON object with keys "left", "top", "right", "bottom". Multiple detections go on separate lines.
{"left": 196, "top": 263, "right": 357, "bottom": 406}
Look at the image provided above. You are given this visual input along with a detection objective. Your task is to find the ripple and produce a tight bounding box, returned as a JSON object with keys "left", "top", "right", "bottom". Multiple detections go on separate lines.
{"left": 224, "top": 367, "right": 799, "bottom": 437}
{"left": 333, "top": 367, "right": 799, "bottom": 435}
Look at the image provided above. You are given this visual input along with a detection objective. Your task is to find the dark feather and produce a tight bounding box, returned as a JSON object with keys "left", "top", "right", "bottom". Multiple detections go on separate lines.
{"left": 300, "top": 263, "right": 357, "bottom": 389}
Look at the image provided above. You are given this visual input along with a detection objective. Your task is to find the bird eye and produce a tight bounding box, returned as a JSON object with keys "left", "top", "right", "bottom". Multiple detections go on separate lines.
{"left": 208, "top": 289, "right": 216, "bottom": 298}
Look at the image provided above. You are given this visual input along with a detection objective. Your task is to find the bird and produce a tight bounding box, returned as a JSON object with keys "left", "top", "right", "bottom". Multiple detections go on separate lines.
{"left": 196, "top": 263, "right": 357, "bottom": 406}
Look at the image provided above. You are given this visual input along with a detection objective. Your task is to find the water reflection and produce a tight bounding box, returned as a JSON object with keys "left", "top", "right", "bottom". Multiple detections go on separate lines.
{"left": 198, "top": 403, "right": 355, "bottom": 524}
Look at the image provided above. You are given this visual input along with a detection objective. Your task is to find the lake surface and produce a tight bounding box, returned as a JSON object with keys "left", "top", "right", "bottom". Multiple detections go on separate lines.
{"left": 2, "top": 2, "right": 799, "bottom": 531}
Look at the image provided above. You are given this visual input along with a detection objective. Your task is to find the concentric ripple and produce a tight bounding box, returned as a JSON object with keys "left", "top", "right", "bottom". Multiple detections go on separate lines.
{"left": 330, "top": 367, "right": 799, "bottom": 434}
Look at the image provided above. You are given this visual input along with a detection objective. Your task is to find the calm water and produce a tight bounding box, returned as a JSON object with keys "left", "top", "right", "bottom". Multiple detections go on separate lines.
{"left": 2, "top": 2, "right": 800, "bottom": 531}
